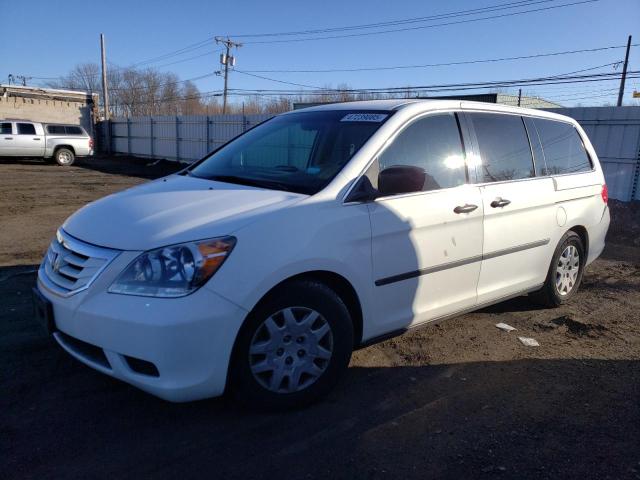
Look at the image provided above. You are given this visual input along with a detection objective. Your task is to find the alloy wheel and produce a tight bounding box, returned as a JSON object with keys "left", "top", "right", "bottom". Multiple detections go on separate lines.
{"left": 555, "top": 245, "right": 580, "bottom": 296}
{"left": 58, "top": 151, "right": 72, "bottom": 165}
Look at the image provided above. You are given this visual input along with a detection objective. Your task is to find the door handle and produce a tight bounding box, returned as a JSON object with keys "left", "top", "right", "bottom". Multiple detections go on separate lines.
{"left": 4, "top": 137, "right": 13, "bottom": 140}
{"left": 454, "top": 204, "right": 478, "bottom": 214}
{"left": 33, "top": 138, "right": 41, "bottom": 141}
{"left": 490, "top": 198, "right": 511, "bottom": 208}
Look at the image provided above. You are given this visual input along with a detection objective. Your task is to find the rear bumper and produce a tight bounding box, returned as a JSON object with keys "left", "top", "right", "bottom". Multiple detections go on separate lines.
{"left": 38, "top": 279, "right": 248, "bottom": 402}
{"left": 586, "top": 205, "right": 610, "bottom": 265}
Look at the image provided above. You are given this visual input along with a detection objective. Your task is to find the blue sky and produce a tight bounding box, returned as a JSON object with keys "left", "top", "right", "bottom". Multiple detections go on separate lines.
{"left": 1, "top": 0, "right": 639, "bottom": 106}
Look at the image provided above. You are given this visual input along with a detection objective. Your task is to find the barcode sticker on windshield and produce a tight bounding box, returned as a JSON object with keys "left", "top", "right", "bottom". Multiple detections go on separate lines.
{"left": 341, "top": 113, "right": 388, "bottom": 122}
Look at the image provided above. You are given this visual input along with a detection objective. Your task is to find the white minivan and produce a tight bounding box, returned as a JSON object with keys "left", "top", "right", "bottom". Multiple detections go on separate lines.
{"left": 34, "top": 100, "right": 610, "bottom": 408}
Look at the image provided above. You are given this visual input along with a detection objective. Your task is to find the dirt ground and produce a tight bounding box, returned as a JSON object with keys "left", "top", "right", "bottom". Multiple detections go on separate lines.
{"left": 1, "top": 156, "right": 639, "bottom": 479}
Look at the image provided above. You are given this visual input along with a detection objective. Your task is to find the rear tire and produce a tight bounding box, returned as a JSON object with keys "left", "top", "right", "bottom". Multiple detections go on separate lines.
{"left": 54, "top": 148, "right": 75, "bottom": 166}
{"left": 229, "top": 280, "right": 354, "bottom": 410}
{"left": 531, "top": 231, "right": 585, "bottom": 307}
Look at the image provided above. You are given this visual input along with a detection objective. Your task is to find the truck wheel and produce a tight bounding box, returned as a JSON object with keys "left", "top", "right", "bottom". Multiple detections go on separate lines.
{"left": 54, "top": 148, "right": 75, "bottom": 166}
{"left": 531, "top": 231, "right": 585, "bottom": 308}
{"left": 230, "top": 280, "right": 354, "bottom": 410}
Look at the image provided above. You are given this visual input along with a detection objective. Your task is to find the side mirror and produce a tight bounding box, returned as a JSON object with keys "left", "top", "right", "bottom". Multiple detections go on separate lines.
{"left": 378, "top": 165, "right": 425, "bottom": 196}
{"left": 345, "top": 176, "right": 379, "bottom": 203}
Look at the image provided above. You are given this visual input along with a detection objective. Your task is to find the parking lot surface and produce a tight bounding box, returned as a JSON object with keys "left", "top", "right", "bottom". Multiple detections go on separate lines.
{"left": 2, "top": 157, "right": 639, "bottom": 479}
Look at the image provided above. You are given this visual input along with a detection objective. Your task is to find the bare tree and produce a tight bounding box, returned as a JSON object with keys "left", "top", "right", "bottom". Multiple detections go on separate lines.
{"left": 46, "top": 63, "right": 101, "bottom": 94}
{"left": 181, "top": 80, "right": 204, "bottom": 115}
{"left": 49, "top": 63, "right": 431, "bottom": 118}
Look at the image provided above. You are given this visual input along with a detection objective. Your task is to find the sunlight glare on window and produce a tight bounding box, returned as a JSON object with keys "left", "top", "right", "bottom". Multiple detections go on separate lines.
{"left": 443, "top": 154, "right": 465, "bottom": 169}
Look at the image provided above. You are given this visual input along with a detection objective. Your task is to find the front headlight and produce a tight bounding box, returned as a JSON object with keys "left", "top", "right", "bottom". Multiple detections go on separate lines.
{"left": 108, "top": 236, "right": 236, "bottom": 298}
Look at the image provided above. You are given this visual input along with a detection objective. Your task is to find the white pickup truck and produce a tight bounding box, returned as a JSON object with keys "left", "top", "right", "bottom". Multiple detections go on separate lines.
{"left": 0, "top": 119, "right": 94, "bottom": 166}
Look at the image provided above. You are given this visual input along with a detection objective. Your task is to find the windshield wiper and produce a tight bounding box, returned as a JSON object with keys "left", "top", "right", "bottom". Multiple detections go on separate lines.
{"left": 272, "top": 165, "right": 299, "bottom": 172}
{"left": 206, "top": 175, "right": 293, "bottom": 192}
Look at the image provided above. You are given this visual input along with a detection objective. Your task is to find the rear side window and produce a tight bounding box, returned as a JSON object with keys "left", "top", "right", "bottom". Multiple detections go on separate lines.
{"left": 0, "top": 123, "right": 11, "bottom": 134}
{"left": 65, "top": 126, "right": 83, "bottom": 135}
{"left": 17, "top": 123, "right": 36, "bottom": 135}
{"left": 47, "top": 125, "right": 66, "bottom": 134}
{"left": 376, "top": 113, "right": 467, "bottom": 192}
{"left": 470, "top": 113, "right": 534, "bottom": 182}
{"left": 47, "top": 125, "right": 83, "bottom": 135}
{"left": 534, "top": 119, "right": 592, "bottom": 175}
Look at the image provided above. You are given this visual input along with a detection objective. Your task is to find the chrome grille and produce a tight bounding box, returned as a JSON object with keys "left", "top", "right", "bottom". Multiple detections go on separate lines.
{"left": 39, "top": 229, "right": 120, "bottom": 297}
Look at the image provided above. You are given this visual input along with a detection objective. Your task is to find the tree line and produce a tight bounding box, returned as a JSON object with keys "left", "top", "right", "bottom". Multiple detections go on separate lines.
{"left": 47, "top": 63, "right": 418, "bottom": 118}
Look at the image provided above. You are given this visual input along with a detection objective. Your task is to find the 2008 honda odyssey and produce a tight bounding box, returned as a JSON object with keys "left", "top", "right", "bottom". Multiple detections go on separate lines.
{"left": 34, "top": 100, "right": 610, "bottom": 408}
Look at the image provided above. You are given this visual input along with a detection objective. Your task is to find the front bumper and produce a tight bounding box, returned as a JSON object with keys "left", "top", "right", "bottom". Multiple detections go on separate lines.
{"left": 37, "top": 274, "right": 248, "bottom": 402}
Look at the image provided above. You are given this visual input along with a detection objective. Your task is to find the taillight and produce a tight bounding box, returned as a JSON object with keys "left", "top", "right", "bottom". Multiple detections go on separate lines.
{"left": 89, "top": 138, "right": 94, "bottom": 149}
{"left": 601, "top": 184, "right": 608, "bottom": 204}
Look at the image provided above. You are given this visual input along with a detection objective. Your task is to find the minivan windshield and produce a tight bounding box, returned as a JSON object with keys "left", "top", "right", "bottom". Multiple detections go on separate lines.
{"left": 189, "top": 110, "right": 392, "bottom": 195}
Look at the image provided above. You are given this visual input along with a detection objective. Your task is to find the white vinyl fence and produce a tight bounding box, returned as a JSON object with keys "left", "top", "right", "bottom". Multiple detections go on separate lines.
{"left": 547, "top": 106, "right": 640, "bottom": 202}
{"left": 100, "top": 114, "right": 272, "bottom": 163}
{"left": 99, "top": 107, "right": 640, "bottom": 201}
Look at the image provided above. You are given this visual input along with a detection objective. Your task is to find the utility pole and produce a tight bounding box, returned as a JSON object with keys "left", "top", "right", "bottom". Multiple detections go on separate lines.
{"left": 617, "top": 35, "right": 632, "bottom": 107}
{"left": 215, "top": 37, "right": 242, "bottom": 114}
{"left": 517, "top": 88, "right": 522, "bottom": 107}
{"left": 16, "top": 75, "right": 32, "bottom": 86}
{"left": 100, "top": 33, "right": 111, "bottom": 153}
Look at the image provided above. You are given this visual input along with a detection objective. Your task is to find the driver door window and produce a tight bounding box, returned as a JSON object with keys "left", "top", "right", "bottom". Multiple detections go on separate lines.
{"left": 373, "top": 113, "right": 467, "bottom": 193}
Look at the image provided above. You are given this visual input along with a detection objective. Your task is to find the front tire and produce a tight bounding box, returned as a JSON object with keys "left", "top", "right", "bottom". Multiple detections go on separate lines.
{"left": 532, "top": 231, "right": 585, "bottom": 307}
{"left": 229, "top": 280, "right": 354, "bottom": 410}
{"left": 54, "top": 148, "right": 75, "bottom": 166}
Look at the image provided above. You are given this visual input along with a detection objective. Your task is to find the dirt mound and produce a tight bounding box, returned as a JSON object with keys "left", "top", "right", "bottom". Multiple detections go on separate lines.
{"left": 535, "top": 315, "right": 607, "bottom": 338}
{"left": 607, "top": 199, "right": 640, "bottom": 247}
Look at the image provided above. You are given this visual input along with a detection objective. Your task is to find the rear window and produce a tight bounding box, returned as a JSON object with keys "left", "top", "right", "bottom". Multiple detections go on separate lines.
{"left": 533, "top": 119, "right": 592, "bottom": 175}
{"left": 65, "top": 126, "right": 83, "bottom": 135}
{"left": 46, "top": 125, "right": 84, "bottom": 135}
{"left": 47, "top": 125, "right": 66, "bottom": 134}
{"left": 470, "top": 113, "right": 534, "bottom": 182}
{"left": 0, "top": 123, "right": 11, "bottom": 134}
{"left": 17, "top": 123, "right": 36, "bottom": 135}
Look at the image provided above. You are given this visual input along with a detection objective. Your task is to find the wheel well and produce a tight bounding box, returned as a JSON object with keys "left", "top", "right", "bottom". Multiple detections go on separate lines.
{"left": 569, "top": 225, "right": 589, "bottom": 258}
{"left": 254, "top": 271, "right": 364, "bottom": 347}
{"left": 54, "top": 145, "right": 75, "bottom": 155}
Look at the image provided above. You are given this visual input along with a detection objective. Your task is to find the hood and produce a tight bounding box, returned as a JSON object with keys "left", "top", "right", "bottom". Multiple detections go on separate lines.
{"left": 62, "top": 174, "right": 305, "bottom": 250}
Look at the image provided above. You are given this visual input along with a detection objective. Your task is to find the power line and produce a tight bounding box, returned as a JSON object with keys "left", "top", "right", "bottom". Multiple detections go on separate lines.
{"left": 242, "top": 44, "right": 636, "bottom": 73}
{"left": 24, "top": 49, "right": 224, "bottom": 81}
{"left": 26, "top": 42, "right": 628, "bottom": 82}
{"left": 229, "top": 64, "right": 632, "bottom": 93}
{"left": 547, "top": 62, "right": 621, "bottom": 78}
{"left": 230, "top": 0, "right": 557, "bottom": 37}
{"left": 143, "top": 49, "right": 223, "bottom": 70}
{"left": 554, "top": 91, "right": 621, "bottom": 102}
{"left": 89, "top": 65, "right": 628, "bottom": 104}
{"left": 238, "top": 0, "right": 600, "bottom": 44}
{"left": 223, "top": 71, "right": 640, "bottom": 96}
{"left": 107, "top": 72, "right": 217, "bottom": 93}
{"left": 235, "top": 62, "right": 621, "bottom": 95}
{"left": 233, "top": 70, "right": 327, "bottom": 90}
{"left": 537, "top": 87, "right": 619, "bottom": 99}
{"left": 108, "top": 70, "right": 639, "bottom": 108}
{"left": 33, "top": 55, "right": 620, "bottom": 100}
{"left": 126, "top": 38, "right": 213, "bottom": 68}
